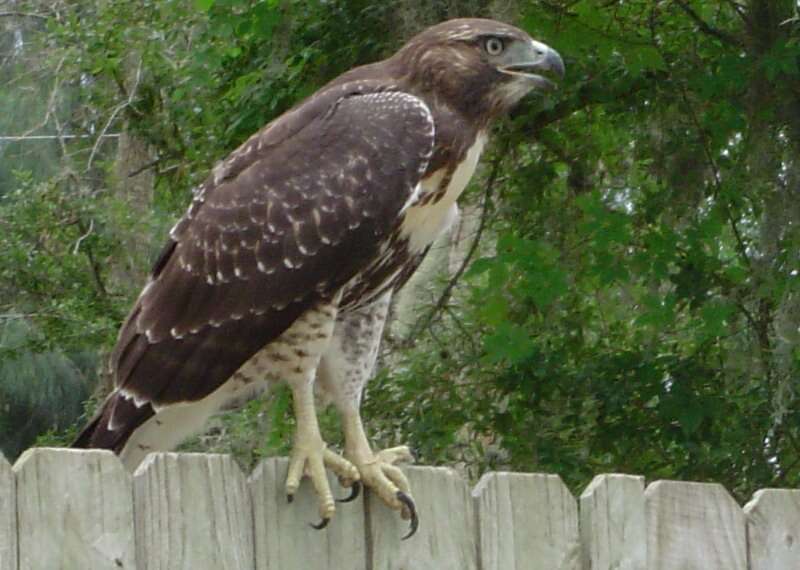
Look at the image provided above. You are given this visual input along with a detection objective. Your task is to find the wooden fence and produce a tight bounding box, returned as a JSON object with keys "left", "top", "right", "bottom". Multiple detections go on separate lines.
{"left": 0, "top": 448, "right": 798, "bottom": 569}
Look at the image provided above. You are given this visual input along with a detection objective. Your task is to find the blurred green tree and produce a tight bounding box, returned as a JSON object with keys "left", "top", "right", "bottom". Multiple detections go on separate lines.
{"left": 0, "top": 0, "right": 797, "bottom": 500}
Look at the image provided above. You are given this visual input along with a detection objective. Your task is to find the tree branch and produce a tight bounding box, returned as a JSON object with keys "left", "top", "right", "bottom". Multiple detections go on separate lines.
{"left": 86, "top": 57, "right": 143, "bottom": 172}
{"left": 673, "top": 0, "right": 744, "bottom": 47}
{"left": 516, "top": 72, "right": 660, "bottom": 139}
{"left": 677, "top": 84, "right": 752, "bottom": 271}
{"left": 21, "top": 56, "right": 66, "bottom": 138}
{"left": 722, "top": 0, "right": 751, "bottom": 26}
{"left": 127, "top": 157, "right": 163, "bottom": 178}
{"left": 75, "top": 218, "right": 108, "bottom": 297}
{"left": 0, "top": 11, "right": 49, "bottom": 20}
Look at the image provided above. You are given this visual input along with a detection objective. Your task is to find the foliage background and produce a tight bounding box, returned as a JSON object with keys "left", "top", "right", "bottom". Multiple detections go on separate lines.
{"left": 1, "top": 0, "right": 799, "bottom": 500}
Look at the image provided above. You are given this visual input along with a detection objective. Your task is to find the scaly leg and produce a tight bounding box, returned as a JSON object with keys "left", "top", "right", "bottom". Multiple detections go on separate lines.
{"left": 315, "top": 293, "right": 419, "bottom": 537}
{"left": 340, "top": 408, "right": 418, "bottom": 538}
{"left": 264, "top": 298, "right": 358, "bottom": 527}
{"left": 285, "top": 380, "right": 359, "bottom": 527}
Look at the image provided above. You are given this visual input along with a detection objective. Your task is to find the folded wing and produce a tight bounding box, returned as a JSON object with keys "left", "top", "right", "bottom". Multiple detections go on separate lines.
{"left": 76, "top": 84, "right": 434, "bottom": 450}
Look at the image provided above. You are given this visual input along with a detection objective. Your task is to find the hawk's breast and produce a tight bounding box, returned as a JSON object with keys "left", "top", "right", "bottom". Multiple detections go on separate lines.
{"left": 339, "top": 131, "right": 487, "bottom": 310}
{"left": 400, "top": 131, "right": 487, "bottom": 253}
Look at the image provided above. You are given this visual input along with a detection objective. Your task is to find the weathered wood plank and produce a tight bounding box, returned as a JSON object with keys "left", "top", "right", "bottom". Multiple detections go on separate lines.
{"left": 367, "top": 465, "right": 477, "bottom": 570}
{"left": 745, "top": 488, "right": 800, "bottom": 570}
{"left": 134, "top": 452, "right": 253, "bottom": 570}
{"left": 249, "top": 457, "right": 367, "bottom": 570}
{"left": 645, "top": 480, "right": 746, "bottom": 570}
{"left": 474, "top": 471, "right": 580, "bottom": 570}
{"left": 14, "top": 448, "right": 136, "bottom": 569}
{"left": 9, "top": 449, "right": 800, "bottom": 569}
{"left": 580, "top": 474, "right": 646, "bottom": 570}
{"left": 0, "top": 453, "right": 16, "bottom": 570}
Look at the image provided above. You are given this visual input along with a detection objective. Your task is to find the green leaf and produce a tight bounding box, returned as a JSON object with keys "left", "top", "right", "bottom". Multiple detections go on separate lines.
{"left": 677, "top": 399, "right": 706, "bottom": 436}
{"left": 483, "top": 322, "right": 535, "bottom": 364}
{"left": 465, "top": 257, "right": 495, "bottom": 279}
{"left": 699, "top": 300, "right": 736, "bottom": 338}
{"left": 478, "top": 295, "right": 509, "bottom": 326}
{"left": 194, "top": 0, "right": 215, "bottom": 12}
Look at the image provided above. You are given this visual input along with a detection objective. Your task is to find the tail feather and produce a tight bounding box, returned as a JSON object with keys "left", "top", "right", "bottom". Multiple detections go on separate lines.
{"left": 70, "top": 392, "right": 155, "bottom": 454}
{"left": 71, "top": 412, "right": 103, "bottom": 449}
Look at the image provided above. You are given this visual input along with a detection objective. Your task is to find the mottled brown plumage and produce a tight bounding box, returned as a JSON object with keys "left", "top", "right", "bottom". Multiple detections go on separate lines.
{"left": 76, "top": 84, "right": 435, "bottom": 449}
{"left": 73, "top": 17, "right": 563, "bottom": 535}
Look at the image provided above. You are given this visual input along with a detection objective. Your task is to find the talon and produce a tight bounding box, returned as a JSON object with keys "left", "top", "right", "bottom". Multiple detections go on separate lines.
{"left": 310, "top": 517, "right": 330, "bottom": 530}
{"left": 337, "top": 481, "right": 361, "bottom": 503}
{"left": 287, "top": 494, "right": 294, "bottom": 504}
{"left": 397, "top": 491, "right": 419, "bottom": 540}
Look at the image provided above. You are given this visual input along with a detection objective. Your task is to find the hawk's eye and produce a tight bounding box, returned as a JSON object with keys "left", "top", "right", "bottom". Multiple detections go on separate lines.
{"left": 484, "top": 37, "right": 505, "bottom": 56}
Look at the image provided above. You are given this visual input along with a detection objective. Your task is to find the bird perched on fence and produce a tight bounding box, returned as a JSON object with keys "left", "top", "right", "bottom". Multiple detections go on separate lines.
{"left": 72, "top": 17, "right": 564, "bottom": 537}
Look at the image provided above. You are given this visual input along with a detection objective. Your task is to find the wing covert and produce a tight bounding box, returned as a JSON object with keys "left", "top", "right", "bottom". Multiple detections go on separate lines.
{"left": 113, "top": 86, "right": 434, "bottom": 407}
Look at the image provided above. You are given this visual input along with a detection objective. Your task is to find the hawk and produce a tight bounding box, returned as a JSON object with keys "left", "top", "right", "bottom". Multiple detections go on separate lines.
{"left": 73, "top": 18, "right": 564, "bottom": 536}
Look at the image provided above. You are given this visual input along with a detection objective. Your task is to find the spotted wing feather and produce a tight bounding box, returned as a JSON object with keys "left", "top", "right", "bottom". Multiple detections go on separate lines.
{"left": 75, "top": 85, "right": 434, "bottom": 450}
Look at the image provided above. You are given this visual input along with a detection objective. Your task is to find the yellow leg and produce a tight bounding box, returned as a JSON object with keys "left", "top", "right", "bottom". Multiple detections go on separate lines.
{"left": 341, "top": 408, "right": 417, "bottom": 537}
{"left": 285, "top": 381, "right": 359, "bottom": 525}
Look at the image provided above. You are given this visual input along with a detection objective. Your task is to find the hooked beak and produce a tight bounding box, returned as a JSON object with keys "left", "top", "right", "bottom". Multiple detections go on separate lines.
{"left": 500, "top": 39, "right": 565, "bottom": 91}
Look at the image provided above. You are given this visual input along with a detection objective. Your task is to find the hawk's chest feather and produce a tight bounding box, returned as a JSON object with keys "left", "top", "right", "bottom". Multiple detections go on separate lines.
{"left": 401, "top": 131, "right": 487, "bottom": 253}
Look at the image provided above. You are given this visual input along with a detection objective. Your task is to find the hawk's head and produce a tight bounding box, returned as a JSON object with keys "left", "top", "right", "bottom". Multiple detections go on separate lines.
{"left": 396, "top": 18, "right": 564, "bottom": 120}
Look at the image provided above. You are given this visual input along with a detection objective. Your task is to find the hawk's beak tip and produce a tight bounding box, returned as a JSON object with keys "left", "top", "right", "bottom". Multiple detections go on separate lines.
{"left": 501, "top": 46, "right": 565, "bottom": 88}
{"left": 531, "top": 47, "right": 565, "bottom": 82}
{"left": 547, "top": 49, "right": 566, "bottom": 80}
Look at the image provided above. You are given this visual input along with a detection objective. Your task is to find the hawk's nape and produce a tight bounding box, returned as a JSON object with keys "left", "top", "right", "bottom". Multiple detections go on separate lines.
{"left": 73, "top": 18, "right": 563, "bottom": 538}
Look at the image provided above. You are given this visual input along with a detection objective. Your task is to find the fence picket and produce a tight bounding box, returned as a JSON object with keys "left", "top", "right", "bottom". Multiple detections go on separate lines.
{"left": 249, "top": 457, "right": 367, "bottom": 570}
{"left": 580, "top": 474, "right": 646, "bottom": 570}
{"left": 0, "top": 453, "right": 16, "bottom": 570}
{"left": 645, "top": 480, "right": 747, "bottom": 570}
{"left": 14, "top": 448, "right": 136, "bottom": 569}
{"left": 134, "top": 452, "right": 253, "bottom": 570}
{"left": 744, "top": 488, "right": 800, "bottom": 569}
{"left": 367, "top": 465, "right": 477, "bottom": 570}
{"left": 474, "top": 472, "right": 580, "bottom": 570}
{"left": 4, "top": 449, "right": 800, "bottom": 568}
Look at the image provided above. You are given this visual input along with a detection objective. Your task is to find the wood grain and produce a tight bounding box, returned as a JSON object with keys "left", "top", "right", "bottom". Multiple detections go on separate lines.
{"left": 580, "top": 473, "right": 646, "bottom": 570}
{"left": 474, "top": 471, "right": 580, "bottom": 570}
{"left": 134, "top": 452, "right": 253, "bottom": 570}
{"left": 0, "top": 453, "right": 16, "bottom": 570}
{"left": 645, "top": 480, "right": 747, "bottom": 570}
{"left": 6, "top": 450, "right": 800, "bottom": 569}
{"left": 14, "top": 448, "right": 136, "bottom": 570}
{"left": 249, "top": 457, "right": 367, "bottom": 570}
{"left": 368, "top": 465, "right": 477, "bottom": 570}
{"left": 745, "top": 488, "right": 800, "bottom": 570}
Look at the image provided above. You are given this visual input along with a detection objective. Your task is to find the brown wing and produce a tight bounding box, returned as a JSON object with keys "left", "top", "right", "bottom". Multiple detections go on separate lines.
{"left": 74, "top": 84, "right": 434, "bottom": 451}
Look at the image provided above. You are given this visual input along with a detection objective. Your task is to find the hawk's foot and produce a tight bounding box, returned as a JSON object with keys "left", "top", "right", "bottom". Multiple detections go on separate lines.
{"left": 285, "top": 441, "right": 360, "bottom": 526}
{"left": 344, "top": 445, "right": 418, "bottom": 539}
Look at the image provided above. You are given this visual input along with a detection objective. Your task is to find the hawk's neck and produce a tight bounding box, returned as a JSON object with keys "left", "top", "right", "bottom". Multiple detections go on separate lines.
{"left": 401, "top": 127, "right": 488, "bottom": 254}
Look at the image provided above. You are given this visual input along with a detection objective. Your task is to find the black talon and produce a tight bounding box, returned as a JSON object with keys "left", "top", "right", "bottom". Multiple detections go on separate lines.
{"left": 337, "top": 481, "right": 361, "bottom": 503}
{"left": 310, "top": 517, "right": 330, "bottom": 530}
{"left": 397, "top": 491, "right": 419, "bottom": 540}
{"left": 287, "top": 494, "right": 294, "bottom": 504}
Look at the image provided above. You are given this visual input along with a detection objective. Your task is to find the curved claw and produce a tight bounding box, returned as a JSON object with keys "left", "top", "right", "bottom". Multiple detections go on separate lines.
{"left": 337, "top": 481, "right": 361, "bottom": 503}
{"left": 397, "top": 491, "right": 419, "bottom": 540}
{"left": 310, "top": 517, "right": 330, "bottom": 530}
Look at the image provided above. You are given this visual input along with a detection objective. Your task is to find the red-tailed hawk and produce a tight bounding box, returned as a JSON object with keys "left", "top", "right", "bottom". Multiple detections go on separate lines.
{"left": 73, "top": 18, "right": 563, "bottom": 537}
